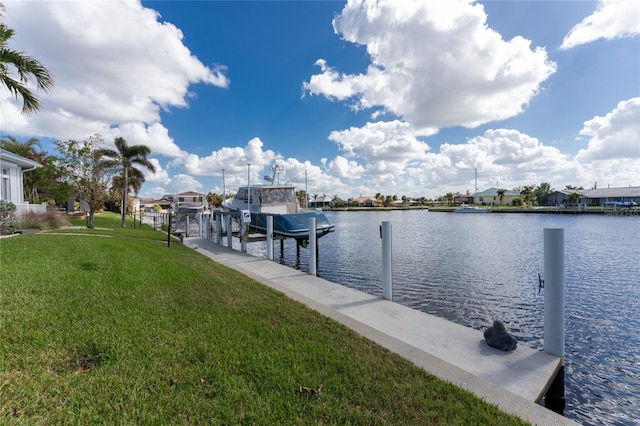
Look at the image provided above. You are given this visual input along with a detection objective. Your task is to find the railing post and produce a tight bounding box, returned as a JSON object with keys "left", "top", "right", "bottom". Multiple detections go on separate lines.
{"left": 266, "top": 215, "right": 274, "bottom": 261}
{"left": 309, "top": 217, "right": 316, "bottom": 275}
{"left": 381, "top": 221, "right": 393, "bottom": 301}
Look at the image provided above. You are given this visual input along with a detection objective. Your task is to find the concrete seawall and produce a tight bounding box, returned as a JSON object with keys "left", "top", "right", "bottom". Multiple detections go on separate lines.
{"left": 185, "top": 237, "right": 578, "bottom": 425}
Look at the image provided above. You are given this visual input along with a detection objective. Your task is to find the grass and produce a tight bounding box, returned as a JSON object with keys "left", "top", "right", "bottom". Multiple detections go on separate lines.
{"left": 0, "top": 212, "right": 529, "bottom": 425}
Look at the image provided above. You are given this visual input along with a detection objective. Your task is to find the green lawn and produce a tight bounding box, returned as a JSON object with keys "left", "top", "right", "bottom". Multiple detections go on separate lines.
{"left": 0, "top": 213, "right": 528, "bottom": 425}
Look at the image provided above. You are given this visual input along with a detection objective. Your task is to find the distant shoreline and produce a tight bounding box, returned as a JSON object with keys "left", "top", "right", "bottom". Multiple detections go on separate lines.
{"left": 328, "top": 206, "right": 639, "bottom": 215}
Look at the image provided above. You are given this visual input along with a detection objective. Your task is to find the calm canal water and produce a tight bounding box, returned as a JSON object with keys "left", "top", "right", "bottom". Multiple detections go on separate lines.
{"left": 239, "top": 210, "right": 640, "bottom": 426}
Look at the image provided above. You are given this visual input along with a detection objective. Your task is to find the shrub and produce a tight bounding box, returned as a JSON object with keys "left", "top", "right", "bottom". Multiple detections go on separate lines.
{"left": 14, "top": 210, "right": 71, "bottom": 231}
{"left": 0, "top": 200, "right": 17, "bottom": 235}
{"left": 512, "top": 198, "right": 523, "bottom": 206}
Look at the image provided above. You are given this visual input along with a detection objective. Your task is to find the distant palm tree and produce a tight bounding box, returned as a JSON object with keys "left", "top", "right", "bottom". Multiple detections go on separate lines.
{"left": 0, "top": 20, "right": 53, "bottom": 114}
{"left": 100, "top": 137, "right": 156, "bottom": 227}
{"left": 496, "top": 188, "right": 506, "bottom": 206}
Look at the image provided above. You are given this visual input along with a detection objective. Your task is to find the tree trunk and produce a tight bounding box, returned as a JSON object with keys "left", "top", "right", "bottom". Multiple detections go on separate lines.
{"left": 88, "top": 208, "right": 95, "bottom": 229}
{"left": 121, "top": 166, "right": 128, "bottom": 227}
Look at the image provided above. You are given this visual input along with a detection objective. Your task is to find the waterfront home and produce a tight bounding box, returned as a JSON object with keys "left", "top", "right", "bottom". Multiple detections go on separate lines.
{"left": 308, "top": 195, "right": 333, "bottom": 209}
{"left": 355, "top": 196, "right": 381, "bottom": 207}
{"left": 544, "top": 186, "right": 640, "bottom": 207}
{"left": 473, "top": 187, "right": 520, "bottom": 206}
{"left": 0, "top": 148, "right": 45, "bottom": 217}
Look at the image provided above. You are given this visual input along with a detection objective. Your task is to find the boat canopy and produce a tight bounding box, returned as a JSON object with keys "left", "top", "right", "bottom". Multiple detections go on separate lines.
{"left": 234, "top": 186, "right": 299, "bottom": 214}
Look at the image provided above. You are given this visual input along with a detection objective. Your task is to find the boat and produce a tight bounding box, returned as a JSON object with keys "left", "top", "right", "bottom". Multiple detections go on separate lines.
{"left": 223, "top": 166, "right": 335, "bottom": 245}
{"left": 454, "top": 204, "right": 489, "bottom": 213}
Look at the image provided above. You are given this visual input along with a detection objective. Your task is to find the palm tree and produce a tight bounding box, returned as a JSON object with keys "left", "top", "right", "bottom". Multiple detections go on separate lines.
{"left": 0, "top": 20, "right": 53, "bottom": 114}
{"left": 100, "top": 137, "right": 156, "bottom": 227}
{"left": 496, "top": 188, "right": 506, "bottom": 206}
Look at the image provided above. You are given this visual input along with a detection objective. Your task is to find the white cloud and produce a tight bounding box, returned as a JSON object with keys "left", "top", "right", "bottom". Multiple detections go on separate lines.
{"left": 326, "top": 156, "right": 367, "bottom": 179}
{"left": 142, "top": 159, "right": 170, "bottom": 185}
{"left": 575, "top": 98, "right": 640, "bottom": 162}
{"left": 181, "top": 137, "right": 278, "bottom": 176}
{"left": 561, "top": 0, "right": 640, "bottom": 49}
{"left": 303, "top": 0, "right": 556, "bottom": 130}
{"left": 145, "top": 174, "right": 204, "bottom": 199}
{"left": 328, "top": 120, "right": 431, "bottom": 176}
{"left": 0, "top": 0, "right": 228, "bottom": 141}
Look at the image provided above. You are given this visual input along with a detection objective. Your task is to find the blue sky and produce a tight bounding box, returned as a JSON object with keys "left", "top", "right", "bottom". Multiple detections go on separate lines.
{"left": 1, "top": 0, "right": 638, "bottom": 200}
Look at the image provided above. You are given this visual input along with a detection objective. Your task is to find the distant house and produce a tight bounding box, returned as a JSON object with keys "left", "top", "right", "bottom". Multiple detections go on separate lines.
{"left": 474, "top": 187, "right": 520, "bottom": 206}
{"left": 355, "top": 196, "right": 381, "bottom": 207}
{"left": 543, "top": 187, "right": 640, "bottom": 207}
{"left": 453, "top": 193, "right": 474, "bottom": 205}
{"left": 134, "top": 192, "right": 208, "bottom": 213}
{"left": 0, "top": 148, "right": 45, "bottom": 217}
{"left": 309, "top": 195, "right": 332, "bottom": 208}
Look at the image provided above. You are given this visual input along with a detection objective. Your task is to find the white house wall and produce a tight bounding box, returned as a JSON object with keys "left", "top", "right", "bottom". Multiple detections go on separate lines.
{"left": 0, "top": 158, "right": 25, "bottom": 205}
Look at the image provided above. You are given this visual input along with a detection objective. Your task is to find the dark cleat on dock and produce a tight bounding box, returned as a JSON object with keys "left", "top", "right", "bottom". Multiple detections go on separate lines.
{"left": 484, "top": 320, "right": 517, "bottom": 351}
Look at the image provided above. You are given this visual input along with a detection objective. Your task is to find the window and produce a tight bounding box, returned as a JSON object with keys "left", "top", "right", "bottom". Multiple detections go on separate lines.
{"left": 1, "top": 168, "right": 10, "bottom": 201}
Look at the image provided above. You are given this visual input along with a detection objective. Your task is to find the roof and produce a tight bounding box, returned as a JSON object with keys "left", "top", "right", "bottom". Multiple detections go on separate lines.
{"left": 579, "top": 186, "right": 640, "bottom": 198}
{"left": 552, "top": 186, "right": 640, "bottom": 198}
{"left": 474, "top": 187, "right": 520, "bottom": 197}
{"left": 0, "top": 148, "right": 42, "bottom": 169}
{"left": 355, "top": 196, "right": 378, "bottom": 203}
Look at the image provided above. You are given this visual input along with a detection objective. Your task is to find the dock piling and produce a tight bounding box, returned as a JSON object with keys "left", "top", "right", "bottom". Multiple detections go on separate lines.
{"left": 309, "top": 217, "right": 317, "bottom": 276}
{"left": 381, "top": 221, "right": 393, "bottom": 301}
{"left": 543, "top": 227, "right": 565, "bottom": 414}
{"left": 266, "top": 215, "right": 274, "bottom": 261}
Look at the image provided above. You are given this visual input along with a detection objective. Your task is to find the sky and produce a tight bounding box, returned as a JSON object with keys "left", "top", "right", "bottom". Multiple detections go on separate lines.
{"left": 1, "top": 0, "right": 639, "bottom": 200}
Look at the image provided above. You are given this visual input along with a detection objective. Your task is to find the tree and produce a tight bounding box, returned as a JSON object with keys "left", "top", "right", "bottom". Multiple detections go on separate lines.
{"left": 56, "top": 135, "right": 115, "bottom": 229}
{"left": 1, "top": 135, "right": 70, "bottom": 204}
{"left": 565, "top": 184, "right": 584, "bottom": 190}
{"left": 206, "top": 191, "right": 223, "bottom": 208}
{"left": 535, "top": 182, "right": 553, "bottom": 205}
{"left": 496, "top": 188, "right": 506, "bottom": 206}
{"left": 516, "top": 184, "right": 536, "bottom": 208}
{"left": 445, "top": 192, "right": 454, "bottom": 206}
{"left": 0, "top": 17, "right": 53, "bottom": 114}
{"left": 567, "top": 192, "right": 581, "bottom": 206}
{"left": 100, "top": 137, "right": 156, "bottom": 227}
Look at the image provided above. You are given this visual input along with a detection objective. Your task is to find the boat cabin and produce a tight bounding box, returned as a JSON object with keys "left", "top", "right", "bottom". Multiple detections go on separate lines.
{"left": 234, "top": 185, "right": 299, "bottom": 215}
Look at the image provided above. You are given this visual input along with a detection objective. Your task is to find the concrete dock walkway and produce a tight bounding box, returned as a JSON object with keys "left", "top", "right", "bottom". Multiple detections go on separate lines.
{"left": 184, "top": 237, "right": 577, "bottom": 425}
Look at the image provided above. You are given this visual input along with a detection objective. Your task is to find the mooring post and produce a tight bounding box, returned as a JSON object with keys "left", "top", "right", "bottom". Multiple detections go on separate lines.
{"left": 381, "top": 221, "right": 393, "bottom": 301}
{"left": 266, "top": 215, "right": 274, "bottom": 261}
{"left": 226, "top": 214, "right": 233, "bottom": 248}
{"left": 215, "top": 213, "right": 222, "bottom": 244}
{"left": 167, "top": 213, "right": 172, "bottom": 247}
{"left": 240, "top": 220, "right": 247, "bottom": 252}
{"left": 543, "top": 227, "right": 566, "bottom": 415}
{"left": 309, "top": 217, "right": 317, "bottom": 276}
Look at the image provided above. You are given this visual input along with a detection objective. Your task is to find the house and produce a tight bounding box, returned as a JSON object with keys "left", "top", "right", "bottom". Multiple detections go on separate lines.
{"left": 354, "top": 196, "right": 381, "bottom": 207}
{"left": 0, "top": 148, "right": 46, "bottom": 217}
{"left": 309, "top": 195, "right": 332, "bottom": 209}
{"left": 453, "top": 193, "right": 474, "bottom": 205}
{"left": 474, "top": 187, "right": 520, "bottom": 206}
{"left": 543, "top": 187, "right": 640, "bottom": 207}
